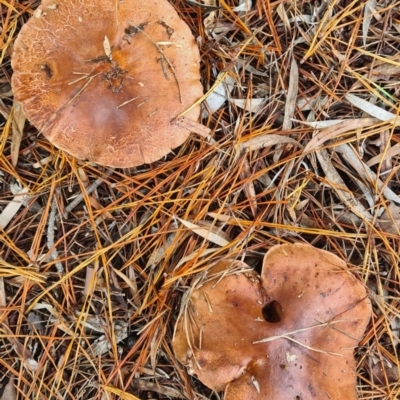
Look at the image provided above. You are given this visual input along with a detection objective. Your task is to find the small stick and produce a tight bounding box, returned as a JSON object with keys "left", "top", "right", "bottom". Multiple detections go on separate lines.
{"left": 117, "top": 97, "right": 139, "bottom": 109}
{"left": 39, "top": 71, "right": 102, "bottom": 133}
{"left": 64, "top": 72, "right": 102, "bottom": 109}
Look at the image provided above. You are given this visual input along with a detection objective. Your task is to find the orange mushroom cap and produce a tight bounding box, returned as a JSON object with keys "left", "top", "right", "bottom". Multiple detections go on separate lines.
{"left": 11, "top": 0, "right": 203, "bottom": 168}
{"left": 173, "top": 244, "right": 372, "bottom": 399}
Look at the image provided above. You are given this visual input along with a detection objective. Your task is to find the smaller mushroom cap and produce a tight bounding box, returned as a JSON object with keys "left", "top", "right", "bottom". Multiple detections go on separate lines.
{"left": 11, "top": 0, "right": 203, "bottom": 167}
{"left": 173, "top": 244, "right": 371, "bottom": 400}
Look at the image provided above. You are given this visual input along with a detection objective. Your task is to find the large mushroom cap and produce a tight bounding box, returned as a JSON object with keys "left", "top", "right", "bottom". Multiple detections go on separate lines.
{"left": 173, "top": 244, "right": 372, "bottom": 399}
{"left": 11, "top": 0, "right": 203, "bottom": 168}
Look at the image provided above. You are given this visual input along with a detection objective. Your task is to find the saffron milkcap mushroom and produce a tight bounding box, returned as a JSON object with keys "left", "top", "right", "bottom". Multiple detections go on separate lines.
{"left": 11, "top": 0, "right": 203, "bottom": 168}
{"left": 173, "top": 244, "right": 371, "bottom": 399}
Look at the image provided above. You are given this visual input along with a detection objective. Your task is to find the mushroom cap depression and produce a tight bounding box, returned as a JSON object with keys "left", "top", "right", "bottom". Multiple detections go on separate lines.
{"left": 173, "top": 244, "right": 372, "bottom": 400}
{"left": 11, "top": 0, "right": 203, "bottom": 167}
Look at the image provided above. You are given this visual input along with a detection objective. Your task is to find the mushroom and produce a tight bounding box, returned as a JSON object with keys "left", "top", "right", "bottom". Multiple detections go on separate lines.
{"left": 173, "top": 244, "right": 371, "bottom": 399}
{"left": 11, "top": 0, "right": 203, "bottom": 168}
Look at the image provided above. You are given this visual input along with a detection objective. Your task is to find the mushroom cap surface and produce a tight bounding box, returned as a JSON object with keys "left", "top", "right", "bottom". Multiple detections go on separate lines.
{"left": 173, "top": 244, "right": 372, "bottom": 399}
{"left": 12, "top": 0, "right": 203, "bottom": 167}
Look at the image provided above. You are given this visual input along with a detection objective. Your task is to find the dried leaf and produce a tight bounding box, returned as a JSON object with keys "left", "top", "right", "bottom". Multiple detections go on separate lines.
{"left": 297, "top": 96, "right": 330, "bottom": 111}
{"left": 177, "top": 217, "right": 229, "bottom": 246}
{"left": 112, "top": 267, "right": 140, "bottom": 300}
{"left": 237, "top": 133, "right": 302, "bottom": 154}
{"left": 230, "top": 97, "right": 266, "bottom": 113}
{"left": 345, "top": 94, "right": 398, "bottom": 122}
{"left": 127, "top": 266, "right": 140, "bottom": 306}
{"left": 0, "top": 324, "right": 37, "bottom": 371}
{"left": 78, "top": 167, "right": 90, "bottom": 187}
{"left": 366, "top": 142, "right": 400, "bottom": 167}
{"left": 316, "top": 149, "right": 373, "bottom": 222}
{"left": 203, "top": 0, "right": 218, "bottom": 35}
{"left": 369, "top": 56, "right": 400, "bottom": 78}
{"left": 363, "top": 0, "right": 377, "bottom": 46}
{"left": 378, "top": 202, "right": 400, "bottom": 235}
{"left": 11, "top": 100, "right": 26, "bottom": 167}
{"left": 0, "top": 277, "right": 6, "bottom": 328}
{"left": 84, "top": 267, "right": 96, "bottom": 296}
{"left": 203, "top": 72, "right": 236, "bottom": 117}
{"left": 336, "top": 143, "right": 400, "bottom": 204}
{"left": 240, "top": 157, "right": 257, "bottom": 217}
{"left": 0, "top": 183, "right": 30, "bottom": 229}
{"left": 276, "top": 3, "right": 291, "bottom": 29}
{"left": 295, "top": 119, "right": 342, "bottom": 129}
{"left": 303, "top": 118, "right": 379, "bottom": 153}
{"left": 88, "top": 196, "right": 113, "bottom": 219}
{"left": 131, "top": 379, "right": 183, "bottom": 398}
{"left": 148, "top": 228, "right": 178, "bottom": 267}
{"left": 0, "top": 377, "right": 16, "bottom": 400}
{"left": 32, "top": 156, "right": 54, "bottom": 169}
{"left": 283, "top": 57, "right": 299, "bottom": 130}
{"left": 207, "top": 212, "right": 233, "bottom": 223}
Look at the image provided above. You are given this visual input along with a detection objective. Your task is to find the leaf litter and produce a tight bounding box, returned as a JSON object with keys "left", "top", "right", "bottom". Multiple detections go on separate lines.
{"left": 1, "top": 0, "right": 400, "bottom": 399}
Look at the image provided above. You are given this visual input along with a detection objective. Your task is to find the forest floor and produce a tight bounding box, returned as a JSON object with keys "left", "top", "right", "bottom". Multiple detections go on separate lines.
{"left": 1, "top": 0, "right": 400, "bottom": 399}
